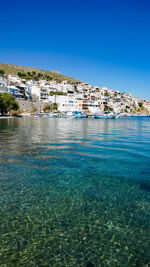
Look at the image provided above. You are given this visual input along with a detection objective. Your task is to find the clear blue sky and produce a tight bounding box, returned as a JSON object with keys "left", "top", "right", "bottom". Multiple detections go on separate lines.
{"left": 0, "top": 0, "right": 150, "bottom": 100}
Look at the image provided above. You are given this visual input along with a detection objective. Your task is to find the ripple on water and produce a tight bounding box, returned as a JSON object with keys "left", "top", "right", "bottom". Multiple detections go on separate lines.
{"left": 0, "top": 117, "right": 150, "bottom": 266}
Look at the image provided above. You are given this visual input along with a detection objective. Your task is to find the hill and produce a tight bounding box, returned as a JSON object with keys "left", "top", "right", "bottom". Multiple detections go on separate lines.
{"left": 0, "top": 63, "right": 81, "bottom": 84}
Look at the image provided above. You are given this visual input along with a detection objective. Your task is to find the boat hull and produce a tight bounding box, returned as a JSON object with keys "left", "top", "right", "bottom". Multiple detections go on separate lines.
{"left": 94, "top": 114, "right": 116, "bottom": 119}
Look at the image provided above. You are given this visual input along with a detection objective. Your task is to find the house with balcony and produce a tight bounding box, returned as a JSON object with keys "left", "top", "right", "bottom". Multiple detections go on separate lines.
{"left": 31, "top": 85, "right": 49, "bottom": 102}
{"left": 7, "top": 85, "right": 24, "bottom": 99}
{"left": 16, "top": 84, "right": 31, "bottom": 100}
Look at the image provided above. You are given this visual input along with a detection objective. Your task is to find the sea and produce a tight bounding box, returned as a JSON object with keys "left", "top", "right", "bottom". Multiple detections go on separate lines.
{"left": 0, "top": 117, "right": 150, "bottom": 266}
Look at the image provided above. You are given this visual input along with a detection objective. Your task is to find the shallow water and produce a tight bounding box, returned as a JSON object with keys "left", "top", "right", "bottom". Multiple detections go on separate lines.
{"left": 0, "top": 117, "right": 150, "bottom": 266}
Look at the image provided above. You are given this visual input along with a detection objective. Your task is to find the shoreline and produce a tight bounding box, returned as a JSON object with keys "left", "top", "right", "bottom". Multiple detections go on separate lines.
{"left": 0, "top": 115, "right": 23, "bottom": 119}
{"left": 0, "top": 114, "right": 149, "bottom": 119}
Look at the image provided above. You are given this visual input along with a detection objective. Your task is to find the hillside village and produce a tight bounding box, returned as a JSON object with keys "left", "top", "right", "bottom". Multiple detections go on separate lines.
{"left": 0, "top": 64, "right": 150, "bottom": 115}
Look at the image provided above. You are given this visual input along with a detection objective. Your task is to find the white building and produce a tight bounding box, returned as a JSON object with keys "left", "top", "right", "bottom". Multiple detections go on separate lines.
{"left": 7, "top": 75, "right": 21, "bottom": 84}
{"left": 0, "top": 76, "right": 7, "bottom": 93}
{"left": 31, "top": 85, "right": 49, "bottom": 102}
{"left": 144, "top": 101, "right": 150, "bottom": 113}
{"left": 48, "top": 95, "right": 80, "bottom": 112}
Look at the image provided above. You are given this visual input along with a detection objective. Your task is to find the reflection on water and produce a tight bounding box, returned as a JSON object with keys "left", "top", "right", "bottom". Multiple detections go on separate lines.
{"left": 0, "top": 117, "right": 150, "bottom": 266}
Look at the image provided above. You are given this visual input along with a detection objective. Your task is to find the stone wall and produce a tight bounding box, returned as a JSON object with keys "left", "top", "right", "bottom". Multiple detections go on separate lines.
{"left": 18, "top": 100, "right": 46, "bottom": 113}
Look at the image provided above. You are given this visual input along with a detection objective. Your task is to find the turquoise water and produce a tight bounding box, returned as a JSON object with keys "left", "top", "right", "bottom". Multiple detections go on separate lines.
{"left": 0, "top": 117, "right": 150, "bottom": 266}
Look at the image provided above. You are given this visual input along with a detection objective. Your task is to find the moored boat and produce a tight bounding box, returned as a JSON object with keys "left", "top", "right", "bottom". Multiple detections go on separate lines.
{"left": 73, "top": 111, "right": 87, "bottom": 118}
{"left": 94, "top": 113, "right": 118, "bottom": 119}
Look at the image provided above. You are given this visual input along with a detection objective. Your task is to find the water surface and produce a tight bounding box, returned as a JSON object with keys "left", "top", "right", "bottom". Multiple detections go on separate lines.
{"left": 0, "top": 117, "right": 150, "bottom": 266}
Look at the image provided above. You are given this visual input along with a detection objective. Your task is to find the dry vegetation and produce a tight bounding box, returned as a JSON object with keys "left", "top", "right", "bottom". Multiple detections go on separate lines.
{"left": 0, "top": 63, "right": 81, "bottom": 84}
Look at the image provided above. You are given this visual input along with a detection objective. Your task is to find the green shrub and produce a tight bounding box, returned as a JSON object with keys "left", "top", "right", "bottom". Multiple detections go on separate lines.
{"left": 0, "top": 69, "right": 5, "bottom": 76}
{"left": 43, "top": 103, "right": 58, "bottom": 112}
{"left": 0, "top": 93, "right": 19, "bottom": 115}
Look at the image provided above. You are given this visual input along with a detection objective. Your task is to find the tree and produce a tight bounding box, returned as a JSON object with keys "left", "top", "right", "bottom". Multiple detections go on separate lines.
{"left": 0, "top": 94, "right": 4, "bottom": 113}
{"left": 138, "top": 102, "right": 143, "bottom": 108}
{"left": 17, "top": 72, "right": 26, "bottom": 78}
{"left": 17, "top": 72, "right": 23, "bottom": 77}
{"left": 52, "top": 103, "right": 58, "bottom": 110}
{"left": 43, "top": 103, "right": 58, "bottom": 112}
{"left": 45, "top": 75, "right": 52, "bottom": 81}
{"left": 43, "top": 104, "right": 51, "bottom": 112}
{"left": 104, "top": 92, "right": 110, "bottom": 96}
{"left": 0, "top": 93, "right": 19, "bottom": 115}
{"left": 37, "top": 73, "right": 43, "bottom": 78}
{"left": 0, "top": 69, "right": 5, "bottom": 76}
{"left": 104, "top": 106, "right": 113, "bottom": 112}
{"left": 49, "top": 91, "right": 66, "bottom": 96}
